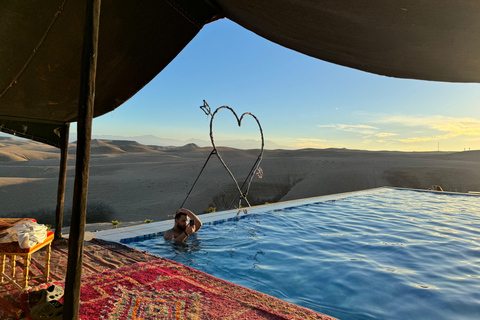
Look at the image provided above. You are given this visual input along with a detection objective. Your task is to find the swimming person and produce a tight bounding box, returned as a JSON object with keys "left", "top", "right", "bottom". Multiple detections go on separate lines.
{"left": 163, "top": 208, "right": 202, "bottom": 242}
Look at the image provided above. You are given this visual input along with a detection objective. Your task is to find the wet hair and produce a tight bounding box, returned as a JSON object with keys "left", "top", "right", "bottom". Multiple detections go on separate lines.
{"left": 175, "top": 212, "right": 187, "bottom": 220}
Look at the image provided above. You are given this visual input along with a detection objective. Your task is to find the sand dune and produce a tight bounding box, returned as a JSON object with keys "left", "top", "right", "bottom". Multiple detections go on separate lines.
{"left": 0, "top": 137, "right": 60, "bottom": 162}
{"left": 1, "top": 138, "right": 479, "bottom": 226}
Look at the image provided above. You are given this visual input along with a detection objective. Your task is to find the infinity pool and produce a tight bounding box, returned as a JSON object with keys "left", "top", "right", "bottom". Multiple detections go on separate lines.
{"left": 130, "top": 189, "right": 480, "bottom": 320}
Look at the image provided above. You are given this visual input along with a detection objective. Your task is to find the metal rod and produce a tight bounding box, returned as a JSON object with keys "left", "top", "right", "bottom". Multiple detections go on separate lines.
{"left": 180, "top": 150, "right": 216, "bottom": 209}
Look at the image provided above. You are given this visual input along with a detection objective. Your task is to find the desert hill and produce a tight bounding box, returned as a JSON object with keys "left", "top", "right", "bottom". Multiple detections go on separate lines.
{"left": 0, "top": 137, "right": 60, "bottom": 162}
{"left": 1, "top": 138, "right": 479, "bottom": 226}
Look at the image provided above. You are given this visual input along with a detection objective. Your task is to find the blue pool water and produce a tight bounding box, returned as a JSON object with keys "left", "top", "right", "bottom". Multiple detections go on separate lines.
{"left": 131, "top": 189, "right": 480, "bottom": 320}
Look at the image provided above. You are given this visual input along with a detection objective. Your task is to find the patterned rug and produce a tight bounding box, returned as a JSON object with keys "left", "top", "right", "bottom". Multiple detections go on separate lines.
{"left": 21, "top": 258, "right": 336, "bottom": 320}
{"left": 0, "top": 238, "right": 159, "bottom": 320}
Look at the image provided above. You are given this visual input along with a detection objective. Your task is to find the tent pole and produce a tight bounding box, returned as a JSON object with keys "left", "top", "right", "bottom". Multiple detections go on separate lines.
{"left": 63, "top": 0, "right": 101, "bottom": 319}
{"left": 54, "top": 123, "right": 69, "bottom": 240}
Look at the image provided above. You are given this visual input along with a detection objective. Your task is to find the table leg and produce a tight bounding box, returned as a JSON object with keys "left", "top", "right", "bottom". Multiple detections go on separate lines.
{"left": 0, "top": 255, "right": 5, "bottom": 282}
{"left": 10, "top": 255, "right": 16, "bottom": 280}
{"left": 23, "top": 255, "right": 30, "bottom": 288}
{"left": 45, "top": 244, "right": 51, "bottom": 282}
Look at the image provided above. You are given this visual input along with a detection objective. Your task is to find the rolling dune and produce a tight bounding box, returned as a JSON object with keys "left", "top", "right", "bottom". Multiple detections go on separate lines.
{"left": 1, "top": 138, "right": 479, "bottom": 227}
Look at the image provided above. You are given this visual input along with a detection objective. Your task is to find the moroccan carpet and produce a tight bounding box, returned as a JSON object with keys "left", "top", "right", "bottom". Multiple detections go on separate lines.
{"left": 21, "top": 258, "right": 335, "bottom": 320}
{"left": 0, "top": 238, "right": 158, "bottom": 320}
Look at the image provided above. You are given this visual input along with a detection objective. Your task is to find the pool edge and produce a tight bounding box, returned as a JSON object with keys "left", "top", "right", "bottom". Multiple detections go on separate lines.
{"left": 94, "top": 187, "right": 387, "bottom": 243}
{"left": 93, "top": 186, "right": 479, "bottom": 243}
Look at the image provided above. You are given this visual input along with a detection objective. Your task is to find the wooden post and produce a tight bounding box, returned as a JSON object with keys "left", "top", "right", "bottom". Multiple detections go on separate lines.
{"left": 54, "top": 124, "right": 69, "bottom": 240}
{"left": 63, "top": 0, "right": 101, "bottom": 319}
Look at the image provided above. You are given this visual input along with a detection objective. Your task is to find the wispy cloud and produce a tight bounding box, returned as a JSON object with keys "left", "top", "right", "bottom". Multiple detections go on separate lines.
{"left": 318, "top": 124, "right": 378, "bottom": 135}
{"left": 377, "top": 115, "right": 480, "bottom": 143}
{"left": 318, "top": 123, "right": 397, "bottom": 139}
{"left": 316, "top": 115, "right": 480, "bottom": 149}
{"left": 399, "top": 134, "right": 453, "bottom": 143}
{"left": 375, "top": 132, "right": 397, "bottom": 138}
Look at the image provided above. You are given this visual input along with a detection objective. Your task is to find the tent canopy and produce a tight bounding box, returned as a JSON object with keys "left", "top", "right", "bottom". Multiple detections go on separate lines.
{"left": 0, "top": 0, "right": 221, "bottom": 146}
{"left": 1, "top": 0, "right": 480, "bottom": 147}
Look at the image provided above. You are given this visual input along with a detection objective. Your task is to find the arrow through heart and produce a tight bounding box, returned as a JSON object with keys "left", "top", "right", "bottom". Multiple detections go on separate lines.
{"left": 180, "top": 102, "right": 264, "bottom": 210}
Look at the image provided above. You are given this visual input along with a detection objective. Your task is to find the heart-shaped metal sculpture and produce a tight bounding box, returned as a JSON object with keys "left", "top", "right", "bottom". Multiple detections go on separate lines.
{"left": 180, "top": 102, "right": 264, "bottom": 210}
{"left": 209, "top": 106, "right": 264, "bottom": 208}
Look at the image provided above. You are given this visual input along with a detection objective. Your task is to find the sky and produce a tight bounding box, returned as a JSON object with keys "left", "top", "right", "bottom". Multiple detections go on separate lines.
{"left": 84, "top": 19, "right": 480, "bottom": 152}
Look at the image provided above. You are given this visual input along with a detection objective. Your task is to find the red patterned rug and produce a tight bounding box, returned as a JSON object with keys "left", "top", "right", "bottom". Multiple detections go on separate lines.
{"left": 1, "top": 238, "right": 158, "bottom": 320}
{"left": 21, "top": 258, "right": 336, "bottom": 320}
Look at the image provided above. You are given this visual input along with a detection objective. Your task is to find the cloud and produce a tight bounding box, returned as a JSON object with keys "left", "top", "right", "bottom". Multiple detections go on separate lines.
{"left": 317, "top": 124, "right": 338, "bottom": 128}
{"left": 433, "top": 120, "right": 480, "bottom": 136}
{"left": 378, "top": 115, "right": 480, "bottom": 135}
{"left": 318, "top": 123, "right": 398, "bottom": 141}
{"left": 399, "top": 134, "right": 454, "bottom": 143}
{"left": 375, "top": 132, "right": 397, "bottom": 137}
{"left": 377, "top": 115, "right": 480, "bottom": 143}
{"left": 318, "top": 115, "right": 480, "bottom": 147}
{"left": 318, "top": 124, "right": 378, "bottom": 135}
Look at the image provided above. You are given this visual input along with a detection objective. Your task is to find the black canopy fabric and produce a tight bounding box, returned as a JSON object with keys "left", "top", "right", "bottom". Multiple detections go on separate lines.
{"left": 218, "top": 0, "right": 480, "bottom": 83}
{"left": 1, "top": 0, "right": 480, "bottom": 147}
{"left": 0, "top": 0, "right": 220, "bottom": 147}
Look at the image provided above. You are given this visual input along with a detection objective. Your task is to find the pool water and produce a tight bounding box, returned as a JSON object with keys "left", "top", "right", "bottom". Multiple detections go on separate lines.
{"left": 131, "top": 189, "right": 480, "bottom": 320}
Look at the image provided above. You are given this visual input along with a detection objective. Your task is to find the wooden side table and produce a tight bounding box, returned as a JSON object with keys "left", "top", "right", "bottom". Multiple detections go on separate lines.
{"left": 0, "top": 230, "right": 54, "bottom": 289}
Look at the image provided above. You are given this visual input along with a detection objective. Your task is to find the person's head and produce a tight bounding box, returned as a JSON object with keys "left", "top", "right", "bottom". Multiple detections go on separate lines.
{"left": 174, "top": 212, "right": 188, "bottom": 231}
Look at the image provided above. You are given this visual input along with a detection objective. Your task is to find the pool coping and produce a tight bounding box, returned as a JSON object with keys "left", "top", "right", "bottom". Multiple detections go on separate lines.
{"left": 93, "top": 186, "right": 479, "bottom": 243}
{"left": 94, "top": 187, "right": 383, "bottom": 243}
{"left": 92, "top": 186, "right": 454, "bottom": 243}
